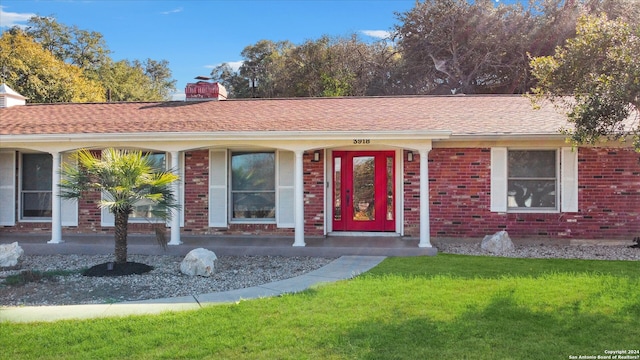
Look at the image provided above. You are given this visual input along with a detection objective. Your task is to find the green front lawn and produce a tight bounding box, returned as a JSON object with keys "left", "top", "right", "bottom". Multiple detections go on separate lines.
{"left": 1, "top": 254, "right": 638, "bottom": 359}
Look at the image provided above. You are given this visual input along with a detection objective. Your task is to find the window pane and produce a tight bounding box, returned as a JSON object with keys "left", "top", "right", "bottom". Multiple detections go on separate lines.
{"left": 22, "top": 192, "right": 52, "bottom": 217}
{"left": 232, "top": 192, "right": 275, "bottom": 218}
{"left": 231, "top": 153, "right": 275, "bottom": 190}
{"left": 353, "top": 156, "right": 375, "bottom": 221}
{"left": 131, "top": 199, "right": 157, "bottom": 219}
{"left": 147, "top": 153, "right": 166, "bottom": 171}
{"left": 386, "top": 156, "right": 394, "bottom": 221}
{"left": 508, "top": 150, "right": 556, "bottom": 178}
{"left": 23, "top": 154, "right": 52, "bottom": 190}
{"left": 334, "top": 157, "right": 341, "bottom": 221}
{"left": 231, "top": 152, "right": 276, "bottom": 220}
{"left": 508, "top": 180, "right": 556, "bottom": 208}
{"left": 130, "top": 152, "right": 166, "bottom": 220}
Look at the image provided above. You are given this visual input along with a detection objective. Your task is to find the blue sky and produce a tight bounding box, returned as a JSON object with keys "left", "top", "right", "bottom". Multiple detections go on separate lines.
{"left": 0, "top": 0, "right": 508, "bottom": 100}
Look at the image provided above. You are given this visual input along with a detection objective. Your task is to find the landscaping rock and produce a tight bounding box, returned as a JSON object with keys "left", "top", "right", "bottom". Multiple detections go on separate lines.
{"left": 0, "top": 242, "right": 24, "bottom": 268}
{"left": 481, "top": 231, "right": 515, "bottom": 254}
{"left": 180, "top": 248, "right": 217, "bottom": 277}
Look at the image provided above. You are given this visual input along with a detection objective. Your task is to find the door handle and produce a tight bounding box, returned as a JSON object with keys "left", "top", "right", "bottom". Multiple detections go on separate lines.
{"left": 346, "top": 189, "right": 351, "bottom": 206}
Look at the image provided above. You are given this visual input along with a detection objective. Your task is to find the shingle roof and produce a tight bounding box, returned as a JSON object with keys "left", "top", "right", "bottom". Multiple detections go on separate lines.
{"left": 0, "top": 95, "right": 568, "bottom": 137}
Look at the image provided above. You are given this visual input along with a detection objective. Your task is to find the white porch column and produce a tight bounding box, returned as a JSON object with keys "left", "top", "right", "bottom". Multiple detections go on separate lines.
{"left": 293, "top": 150, "right": 305, "bottom": 246}
{"left": 168, "top": 151, "right": 182, "bottom": 245}
{"left": 48, "top": 151, "right": 63, "bottom": 244}
{"left": 418, "top": 147, "right": 432, "bottom": 248}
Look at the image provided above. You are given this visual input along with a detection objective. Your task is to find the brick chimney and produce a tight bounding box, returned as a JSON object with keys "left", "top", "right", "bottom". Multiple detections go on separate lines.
{"left": 184, "top": 76, "right": 227, "bottom": 101}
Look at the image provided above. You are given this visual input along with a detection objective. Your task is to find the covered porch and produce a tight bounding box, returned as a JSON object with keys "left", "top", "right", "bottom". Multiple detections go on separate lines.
{"left": 0, "top": 233, "right": 438, "bottom": 257}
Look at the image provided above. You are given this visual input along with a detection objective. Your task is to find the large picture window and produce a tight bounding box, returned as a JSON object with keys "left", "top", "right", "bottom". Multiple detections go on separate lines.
{"left": 231, "top": 152, "right": 276, "bottom": 220}
{"left": 21, "top": 153, "right": 52, "bottom": 219}
{"left": 507, "top": 150, "right": 557, "bottom": 209}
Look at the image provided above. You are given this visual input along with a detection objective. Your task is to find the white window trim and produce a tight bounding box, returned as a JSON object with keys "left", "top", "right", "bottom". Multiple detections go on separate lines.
{"left": 14, "top": 151, "right": 77, "bottom": 225}
{"left": 507, "top": 148, "right": 559, "bottom": 213}
{"left": 276, "top": 150, "right": 295, "bottom": 228}
{"left": 209, "top": 149, "right": 294, "bottom": 227}
{"left": 491, "top": 147, "right": 578, "bottom": 214}
{"left": 560, "top": 147, "right": 579, "bottom": 212}
{"left": 209, "top": 149, "right": 228, "bottom": 228}
{"left": 61, "top": 152, "right": 78, "bottom": 226}
{"left": 228, "top": 150, "right": 277, "bottom": 224}
{"left": 0, "top": 150, "right": 16, "bottom": 226}
{"left": 18, "top": 152, "right": 53, "bottom": 222}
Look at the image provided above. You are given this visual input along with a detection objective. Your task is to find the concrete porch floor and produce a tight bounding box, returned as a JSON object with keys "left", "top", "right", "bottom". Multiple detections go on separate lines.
{"left": 0, "top": 233, "right": 438, "bottom": 257}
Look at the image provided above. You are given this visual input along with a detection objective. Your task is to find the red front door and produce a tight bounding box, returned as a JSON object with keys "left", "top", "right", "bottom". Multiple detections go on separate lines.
{"left": 332, "top": 151, "right": 395, "bottom": 232}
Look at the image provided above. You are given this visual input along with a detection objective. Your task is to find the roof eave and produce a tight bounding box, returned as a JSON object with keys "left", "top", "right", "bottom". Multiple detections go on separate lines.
{"left": 449, "top": 133, "right": 567, "bottom": 141}
{"left": 0, "top": 129, "right": 453, "bottom": 145}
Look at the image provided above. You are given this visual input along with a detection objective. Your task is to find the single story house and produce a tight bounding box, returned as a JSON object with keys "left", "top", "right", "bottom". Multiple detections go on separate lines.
{"left": 0, "top": 83, "right": 638, "bottom": 250}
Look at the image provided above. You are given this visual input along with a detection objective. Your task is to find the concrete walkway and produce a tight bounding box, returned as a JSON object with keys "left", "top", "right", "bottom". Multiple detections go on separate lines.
{"left": 0, "top": 255, "right": 386, "bottom": 323}
{"left": 0, "top": 233, "right": 438, "bottom": 257}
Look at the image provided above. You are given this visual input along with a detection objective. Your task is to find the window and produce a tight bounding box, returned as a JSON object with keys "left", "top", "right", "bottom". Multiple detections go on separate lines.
{"left": 130, "top": 152, "right": 167, "bottom": 220}
{"left": 491, "top": 147, "right": 577, "bottom": 213}
{"left": 507, "top": 150, "right": 557, "bottom": 209}
{"left": 21, "top": 153, "right": 52, "bottom": 219}
{"left": 231, "top": 152, "right": 275, "bottom": 220}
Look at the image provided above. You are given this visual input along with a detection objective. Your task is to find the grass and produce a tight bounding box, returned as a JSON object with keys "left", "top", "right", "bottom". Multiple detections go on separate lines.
{"left": 1, "top": 253, "right": 638, "bottom": 359}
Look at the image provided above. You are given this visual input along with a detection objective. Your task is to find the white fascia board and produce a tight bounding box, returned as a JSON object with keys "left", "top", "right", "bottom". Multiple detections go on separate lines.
{"left": 449, "top": 133, "right": 568, "bottom": 142}
{"left": 0, "top": 130, "right": 452, "bottom": 145}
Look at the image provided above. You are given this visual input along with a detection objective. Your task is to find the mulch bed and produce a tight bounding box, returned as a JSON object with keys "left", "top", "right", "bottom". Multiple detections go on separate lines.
{"left": 82, "top": 262, "right": 154, "bottom": 277}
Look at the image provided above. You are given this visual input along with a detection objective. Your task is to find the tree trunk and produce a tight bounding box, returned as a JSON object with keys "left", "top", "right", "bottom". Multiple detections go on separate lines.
{"left": 114, "top": 210, "right": 129, "bottom": 264}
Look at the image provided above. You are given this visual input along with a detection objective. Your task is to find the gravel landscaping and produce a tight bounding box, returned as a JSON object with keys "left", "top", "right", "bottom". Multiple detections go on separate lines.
{"left": 1, "top": 243, "right": 638, "bottom": 307}
{"left": 0, "top": 255, "right": 335, "bottom": 306}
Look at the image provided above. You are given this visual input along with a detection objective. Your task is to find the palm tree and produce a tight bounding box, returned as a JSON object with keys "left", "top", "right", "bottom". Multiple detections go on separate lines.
{"left": 59, "top": 148, "right": 180, "bottom": 263}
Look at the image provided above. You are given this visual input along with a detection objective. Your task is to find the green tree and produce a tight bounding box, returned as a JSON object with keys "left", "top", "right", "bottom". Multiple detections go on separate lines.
{"left": 143, "top": 58, "right": 177, "bottom": 100}
{"left": 226, "top": 35, "right": 395, "bottom": 98}
{"left": 97, "top": 59, "right": 175, "bottom": 101}
{"left": 23, "top": 15, "right": 176, "bottom": 101}
{"left": 238, "top": 39, "right": 293, "bottom": 98}
{"left": 530, "top": 14, "right": 640, "bottom": 150}
{"left": 285, "top": 35, "right": 369, "bottom": 97}
{"left": 26, "top": 16, "right": 111, "bottom": 71}
{"left": 0, "top": 30, "right": 105, "bottom": 103}
{"left": 24, "top": 15, "right": 72, "bottom": 61}
{"left": 392, "top": 0, "right": 639, "bottom": 95}
{"left": 394, "top": 0, "right": 546, "bottom": 94}
{"left": 59, "top": 149, "right": 180, "bottom": 263}
{"left": 210, "top": 63, "right": 246, "bottom": 98}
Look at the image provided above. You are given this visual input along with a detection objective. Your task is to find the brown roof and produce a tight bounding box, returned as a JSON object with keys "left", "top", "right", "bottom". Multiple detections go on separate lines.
{"left": 0, "top": 95, "right": 568, "bottom": 137}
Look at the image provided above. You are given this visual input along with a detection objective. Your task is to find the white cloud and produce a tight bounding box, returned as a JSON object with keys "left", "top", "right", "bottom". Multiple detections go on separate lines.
{"left": 171, "top": 92, "right": 186, "bottom": 101}
{"left": 204, "top": 61, "right": 243, "bottom": 72}
{"left": 160, "top": 7, "right": 183, "bottom": 15}
{"left": 360, "top": 30, "right": 391, "bottom": 40}
{"left": 0, "top": 6, "right": 36, "bottom": 28}
{"left": 226, "top": 61, "right": 243, "bottom": 72}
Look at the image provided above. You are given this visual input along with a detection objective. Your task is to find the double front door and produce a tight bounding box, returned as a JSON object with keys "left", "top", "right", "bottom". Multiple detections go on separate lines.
{"left": 332, "top": 151, "right": 395, "bottom": 232}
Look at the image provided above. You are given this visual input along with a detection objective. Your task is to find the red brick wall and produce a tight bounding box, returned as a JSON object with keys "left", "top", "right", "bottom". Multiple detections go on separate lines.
{"left": 183, "top": 150, "right": 210, "bottom": 233}
{"left": 571, "top": 147, "right": 640, "bottom": 239}
{"left": 4, "top": 147, "right": 638, "bottom": 241}
{"left": 403, "top": 150, "right": 421, "bottom": 236}
{"left": 304, "top": 150, "right": 325, "bottom": 235}
{"left": 427, "top": 148, "right": 493, "bottom": 238}
{"left": 425, "top": 147, "right": 640, "bottom": 240}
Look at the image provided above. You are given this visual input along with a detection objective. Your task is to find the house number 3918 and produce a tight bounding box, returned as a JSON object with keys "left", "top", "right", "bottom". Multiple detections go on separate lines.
{"left": 353, "top": 139, "right": 371, "bottom": 144}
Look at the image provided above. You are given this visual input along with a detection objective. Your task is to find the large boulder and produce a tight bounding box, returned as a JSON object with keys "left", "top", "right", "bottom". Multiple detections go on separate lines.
{"left": 180, "top": 248, "right": 217, "bottom": 277}
{"left": 0, "top": 242, "right": 24, "bottom": 268}
{"left": 481, "top": 231, "right": 515, "bottom": 254}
